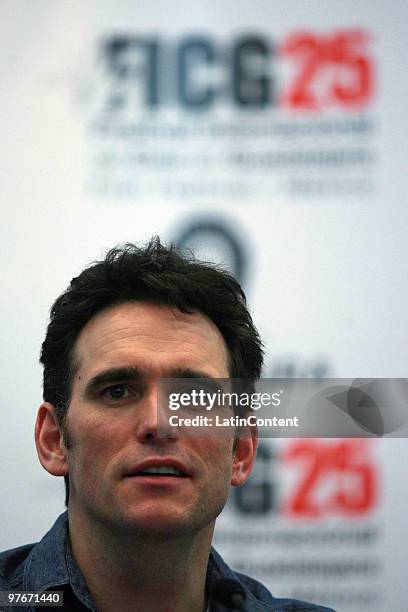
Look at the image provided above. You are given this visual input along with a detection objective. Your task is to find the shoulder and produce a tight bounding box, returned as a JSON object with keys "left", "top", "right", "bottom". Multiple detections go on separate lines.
{"left": 234, "top": 569, "right": 335, "bottom": 611}
{"left": 0, "top": 543, "right": 34, "bottom": 589}
{"left": 209, "top": 548, "right": 336, "bottom": 612}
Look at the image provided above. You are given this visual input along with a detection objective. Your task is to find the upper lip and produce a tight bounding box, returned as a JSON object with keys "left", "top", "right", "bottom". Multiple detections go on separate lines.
{"left": 124, "top": 458, "right": 192, "bottom": 478}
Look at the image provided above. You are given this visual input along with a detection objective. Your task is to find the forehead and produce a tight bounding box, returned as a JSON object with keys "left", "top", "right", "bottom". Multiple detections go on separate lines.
{"left": 73, "top": 301, "right": 230, "bottom": 380}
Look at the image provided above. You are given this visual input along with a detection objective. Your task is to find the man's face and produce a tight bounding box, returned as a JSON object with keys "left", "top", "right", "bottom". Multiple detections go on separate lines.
{"left": 60, "top": 301, "right": 254, "bottom": 537}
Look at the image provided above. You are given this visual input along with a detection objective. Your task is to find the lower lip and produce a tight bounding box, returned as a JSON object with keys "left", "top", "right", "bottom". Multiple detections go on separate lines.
{"left": 124, "top": 475, "right": 189, "bottom": 486}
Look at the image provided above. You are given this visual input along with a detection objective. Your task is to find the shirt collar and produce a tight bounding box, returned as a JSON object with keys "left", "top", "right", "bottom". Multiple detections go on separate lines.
{"left": 23, "top": 511, "right": 95, "bottom": 610}
{"left": 21, "top": 512, "right": 266, "bottom": 612}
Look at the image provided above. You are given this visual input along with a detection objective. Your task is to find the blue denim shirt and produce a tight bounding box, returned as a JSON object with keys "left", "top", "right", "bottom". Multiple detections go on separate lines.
{"left": 0, "top": 512, "right": 335, "bottom": 611}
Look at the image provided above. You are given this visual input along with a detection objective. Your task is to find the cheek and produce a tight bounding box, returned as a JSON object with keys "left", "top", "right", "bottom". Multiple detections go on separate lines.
{"left": 197, "top": 439, "right": 235, "bottom": 482}
{"left": 67, "top": 414, "right": 127, "bottom": 474}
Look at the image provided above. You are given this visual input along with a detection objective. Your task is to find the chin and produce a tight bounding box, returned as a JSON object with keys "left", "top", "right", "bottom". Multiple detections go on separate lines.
{"left": 120, "top": 516, "right": 195, "bottom": 539}
{"left": 112, "top": 505, "right": 211, "bottom": 539}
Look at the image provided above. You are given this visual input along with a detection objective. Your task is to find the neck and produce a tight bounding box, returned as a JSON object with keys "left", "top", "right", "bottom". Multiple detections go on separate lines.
{"left": 68, "top": 507, "right": 213, "bottom": 612}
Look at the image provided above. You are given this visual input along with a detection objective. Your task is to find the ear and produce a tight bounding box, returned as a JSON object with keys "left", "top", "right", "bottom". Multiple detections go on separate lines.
{"left": 35, "top": 402, "right": 69, "bottom": 477}
{"left": 231, "top": 424, "right": 258, "bottom": 487}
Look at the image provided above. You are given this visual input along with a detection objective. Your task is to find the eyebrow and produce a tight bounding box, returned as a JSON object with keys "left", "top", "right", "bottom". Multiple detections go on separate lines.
{"left": 83, "top": 367, "right": 143, "bottom": 397}
{"left": 83, "top": 366, "right": 218, "bottom": 397}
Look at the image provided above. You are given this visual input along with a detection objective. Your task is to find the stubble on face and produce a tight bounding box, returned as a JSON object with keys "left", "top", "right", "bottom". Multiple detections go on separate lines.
{"left": 59, "top": 302, "right": 240, "bottom": 540}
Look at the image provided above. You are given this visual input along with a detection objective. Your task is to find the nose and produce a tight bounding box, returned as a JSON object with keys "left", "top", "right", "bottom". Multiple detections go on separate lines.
{"left": 135, "top": 385, "right": 178, "bottom": 444}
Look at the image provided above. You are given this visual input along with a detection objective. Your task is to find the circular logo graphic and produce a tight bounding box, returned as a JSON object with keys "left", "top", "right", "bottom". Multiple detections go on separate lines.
{"left": 171, "top": 217, "right": 248, "bottom": 286}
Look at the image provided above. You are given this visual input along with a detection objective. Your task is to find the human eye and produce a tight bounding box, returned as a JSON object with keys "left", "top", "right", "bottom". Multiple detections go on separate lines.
{"left": 102, "top": 384, "right": 131, "bottom": 401}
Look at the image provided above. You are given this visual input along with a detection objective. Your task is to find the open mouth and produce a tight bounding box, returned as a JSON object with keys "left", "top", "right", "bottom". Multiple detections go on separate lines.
{"left": 133, "top": 466, "right": 188, "bottom": 478}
